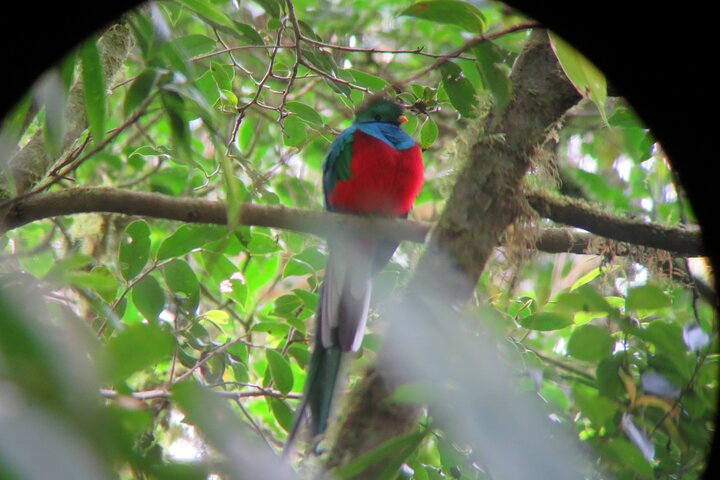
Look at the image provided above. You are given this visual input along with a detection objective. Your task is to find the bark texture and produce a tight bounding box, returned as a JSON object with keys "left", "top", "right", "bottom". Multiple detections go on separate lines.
{"left": 3, "top": 22, "right": 133, "bottom": 197}
{"left": 322, "top": 30, "right": 582, "bottom": 476}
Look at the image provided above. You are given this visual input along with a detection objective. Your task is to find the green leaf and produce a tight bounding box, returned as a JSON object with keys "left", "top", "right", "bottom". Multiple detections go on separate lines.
{"left": 282, "top": 114, "right": 308, "bottom": 147}
{"left": 210, "top": 62, "right": 234, "bottom": 91}
{"left": 157, "top": 224, "right": 228, "bottom": 260}
{"left": 254, "top": 0, "right": 283, "bottom": 18}
{"left": 400, "top": 1, "right": 486, "bottom": 33}
{"left": 625, "top": 284, "right": 671, "bottom": 311}
{"left": 246, "top": 231, "right": 282, "bottom": 255}
{"left": 472, "top": 42, "right": 512, "bottom": 115}
{"left": 163, "top": 259, "right": 200, "bottom": 312}
{"left": 271, "top": 294, "right": 303, "bottom": 317}
{"left": 419, "top": 117, "right": 438, "bottom": 149}
{"left": 266, "top": 349, "right": 293, "bottom": 394}
{"left": 283, "top": 247, "right": 326, "bottom": 277}
{"left": 267, "top": 397, "right": 293, "bottom": 431}
{"left": 119, "top": 220, "right": 152, "bottom": 281}
{"left": 602, "top": 438, "right": 654, "bottom": 478}
{"left": 572, "top": 384, "right": 618, "bottom": 428}
{"left": 440, "top": 61, "right": 477, "bottom": 118}
{"left": 175, "top": 34, "right": 217, "bottom": 56}
{"left": 519, "top": 312, "right": 573, "bottom": 331}
{"left": 549, "top": 31, "right": 607, "bottom": 123}
{"left": 177, "top": 0, "right": 233, "bottom": 28}
{"left": 124, "top": 69, "right": 158, "bottom": 117}
{"left": 566, "top": 324, "right": 614, "bottom": 362}
{"left": 161, "top": 91, "right": 193, "bottom": 164}
{"left": 332, "top": 429, "right": 428, "bottom": 479}
{"left": 596, "top": 355, "right": 624, "bottom": 398}
{"left": 81, "top": 39, "right": 106, "bottom": 145}
{"left": 570, "top": 266, "right": 602, "bottom": 290}
{"left": 132, "top": 275, "right": 165, "bottom": 320}
{"left": 104, "top": 323, "right": 174, "bottom": 383}
{"left": 88, "top": 266, "right": 119, "bottom": 303}
{"left": 635, "top": 320, "right": 691, "bottom": 379}
{"left": 285, "top": 101, "right": 324, "bottom": 127}
{"left": 347, "top": 69, "right": 390, "bottom": 91}
{"left": 233, "top": 22, "right": 264, "bottom": 45}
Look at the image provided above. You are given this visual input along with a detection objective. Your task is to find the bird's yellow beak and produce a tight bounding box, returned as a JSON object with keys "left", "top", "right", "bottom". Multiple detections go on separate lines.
{"left": 398, "top": 115, "right": 408, "bottom": 124}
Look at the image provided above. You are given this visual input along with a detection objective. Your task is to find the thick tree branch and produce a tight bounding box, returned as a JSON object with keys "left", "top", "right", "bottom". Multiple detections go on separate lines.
{"left": 528, "top": 191, "right": 705, "bottom": 256}
{"left": 0, "top": 186, "right": 704, "bottom": 259}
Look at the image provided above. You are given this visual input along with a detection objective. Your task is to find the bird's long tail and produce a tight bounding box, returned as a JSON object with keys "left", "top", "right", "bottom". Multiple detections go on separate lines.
{"left": 283, "top": 281, "right": 344, "bottom": 455}
{"left": 284, "top": 237, "right": 393, "bottom": 454}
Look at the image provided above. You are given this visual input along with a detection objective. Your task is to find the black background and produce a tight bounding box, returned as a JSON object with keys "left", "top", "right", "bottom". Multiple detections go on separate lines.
{"left": 1, "top": 1, "right": 717, "bottom": 478}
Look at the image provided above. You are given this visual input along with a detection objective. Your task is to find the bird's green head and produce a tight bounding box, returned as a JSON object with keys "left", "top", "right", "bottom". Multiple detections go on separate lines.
{"left": 354, "top": 96, "right": 407, "bottom": 125}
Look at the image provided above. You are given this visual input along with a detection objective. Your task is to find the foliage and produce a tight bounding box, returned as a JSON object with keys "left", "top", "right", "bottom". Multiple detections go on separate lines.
{"left": 0, "top": 1, "right": 716, "bottom": 479}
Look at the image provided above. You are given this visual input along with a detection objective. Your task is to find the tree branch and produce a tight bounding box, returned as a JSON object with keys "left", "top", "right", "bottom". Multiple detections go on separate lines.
{"left": 0, "top": 187, "right": 704, "bottom": 259}
{"left": 528, "top": 191, "right": 705, "bottom": 256}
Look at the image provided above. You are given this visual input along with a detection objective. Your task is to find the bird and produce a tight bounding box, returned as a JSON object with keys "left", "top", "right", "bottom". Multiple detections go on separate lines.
{"left": 284, "top": 96, "right": 424, "bottom": 452}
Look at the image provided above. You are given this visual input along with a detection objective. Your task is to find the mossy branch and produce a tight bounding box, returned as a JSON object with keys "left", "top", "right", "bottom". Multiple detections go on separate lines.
{"left": 2, "top": 23, "right": 133, "bottom": 198}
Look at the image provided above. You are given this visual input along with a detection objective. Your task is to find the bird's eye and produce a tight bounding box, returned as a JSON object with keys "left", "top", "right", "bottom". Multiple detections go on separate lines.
{"left": 374, "top": 114, "right": 382, "bottom": 121}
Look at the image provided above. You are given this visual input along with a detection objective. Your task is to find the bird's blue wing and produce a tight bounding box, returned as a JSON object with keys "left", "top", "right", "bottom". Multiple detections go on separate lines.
{"left": 322, "top": 125, "right": 356, "bottom": 210}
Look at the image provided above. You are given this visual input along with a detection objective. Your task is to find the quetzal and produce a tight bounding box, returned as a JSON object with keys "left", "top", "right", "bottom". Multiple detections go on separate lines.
{"left": 285, "top": 96, "right": 424, "bottom": 451}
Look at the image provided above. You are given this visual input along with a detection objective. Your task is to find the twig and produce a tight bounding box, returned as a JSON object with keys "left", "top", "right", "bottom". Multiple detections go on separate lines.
{"left": 398, "top": 21, "right": 541, "bottom": 86}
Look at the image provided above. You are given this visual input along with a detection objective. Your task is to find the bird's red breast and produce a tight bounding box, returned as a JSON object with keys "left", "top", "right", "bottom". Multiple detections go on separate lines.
{"left": 327, "top": 130, "right": 424, "bottom": 216}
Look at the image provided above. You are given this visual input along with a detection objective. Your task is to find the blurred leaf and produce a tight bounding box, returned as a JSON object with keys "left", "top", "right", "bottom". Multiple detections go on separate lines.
{"left": 549, "top": 31, "right": 607, "bottom": 123}
{"left": 420, "top": 117, "right": 438, "bottom": 149}
{"left": 572, "top": 384, "right": 617, "bottom": 428}
{"left": 176, "top": 0, "right": 233, "bottom": 28}
{"left": 625, "top": 284, "right": 671, "bottom": 311}
{"left": 570, "top": 267, "right": 602, "bottom": 290}
{"left": 104, "top": 322, "right": 174, "bottom": 383}
{"left": 119, "top": 220, "right": 152, "bottom": 281}
{"left": 282, "top": 114, "right": 308, "bottom": 147}
{"left": 157, "top": 224, "right": 228, "bottom": 260}
{"left": 210, "top": 62, "right": 233, "bottom": 91}
{"left": 163, "top": 259, "right": 200, "bottom": 312}
{"left": 472, "top": 42, "right": 512, "bottom": 115}
{"left": 596, "top": 355, "right": 624, "bottom": 398}
{"left": 285, "top": 101, "right": 324, "bottom": 127}
{"left": 124, "top": 68, "right": 158, "bottom": 116}
{"left": 347, "top": 69, "right": 390, "bottom": 91}
{"left": 175, "top": 34, "right": 217, "bottom": 56}
{"left": 440, "top": 61, "right": 477, "bottom": 118}
{"left": 254, "top": 0, "right": 283, "bottom": 18}
{"left": 400, "top": 1, "right": 486, "bottom": 33}
{"left": 266, "top": 349, "right": 294, "bottom": 394}
{"left": 132, "top": 275, "right": 165, "bottom": 320}
{"left": 267, "top": 397, "right": 293, "bottom": 431}
{"left": 519, "top": 312, "right": 573, "bottom": 331}
{"left": 635, "top": 320, "right": 691, "bottom": 379}
{"left": 233, "top": 22, "right": 264, "bottom": 45}
{"left": 332, "top": 429, "right": 428, "bottom": 479}
{"left": 161, "top": 90, "right": 194, "bottom": 164}
{"left": 602, "top": 438, "right": 654, "bottom": 477}
{"left": 566, "top": 324, "right": 614, "bottom": 361}
{"left": 81, "top": 39, "right": 106, "bottom": 145}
